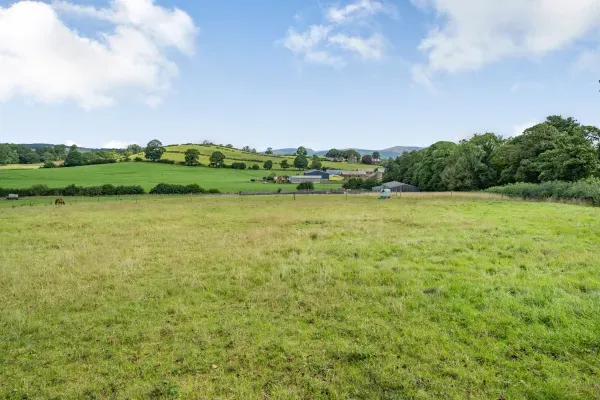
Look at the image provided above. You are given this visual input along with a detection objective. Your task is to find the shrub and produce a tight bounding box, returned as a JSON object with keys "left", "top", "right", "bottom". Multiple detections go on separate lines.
{"left": 42, "top": 161, "right": 57, "bottom": 169}
{"left": 251, "top": 164, "right": 260, "bottom": 170}
{"left": 231, "top": 162, "right": 247, "bottom": 170}
{"left": 157, "top": 159, "right": 175, "bottom": 165}
{"left": 487, "top": 179, "right": 600, "bottom": 206}
{"left": 267, "top": 173, "right": 276, "bottom": 182}
{"left": 0, "top": 184, "right": 146, "bottom": 197}
{"left": 297, "top": 182, "right": 315, "bottom": 190}
{"left": 149, "top": 183, "right": 206, "bottom": 195}
{"left": 207, "top": 188, "right": 221, "bottom": 194}
{"left": 134, "top": 157, "right": 144, "bottom": 162}
{"left": 31, "top": 184, "right": 53, "bottom": 196}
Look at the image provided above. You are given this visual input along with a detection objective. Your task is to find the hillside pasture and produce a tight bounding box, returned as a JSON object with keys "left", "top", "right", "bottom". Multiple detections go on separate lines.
{"left": 1, "top": 196, "right": 599, "bottom": 399}
{"left": 136, "top": 144, "right": 375, "bottom": 171}
{"left": 0, "top": 162, "right": 341, "bottom": 193}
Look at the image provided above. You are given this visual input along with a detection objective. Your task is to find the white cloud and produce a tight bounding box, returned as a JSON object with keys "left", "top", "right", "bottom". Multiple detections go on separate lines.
{"left": 512, "top": 120, "right": 539, "bottom": 137}
{"left": 412, "top": 0, "right": 600, "bottom": 86}
{"left": 326, "top": 0, "right": 393, "bottom": 24}
{"left": 329, "top": 33, "right": 385, "bottom": 60}
{"left": 0, "top": 0, "right": 197, "bottom": 110}
{"left": 281, "top": 0, "right": 393, "bottom": 67}
{"left": 65, "top": 140, "right": 83, "bottom": 147}
{"left": 103, "top": 140, "right": 137, "bottom": 149}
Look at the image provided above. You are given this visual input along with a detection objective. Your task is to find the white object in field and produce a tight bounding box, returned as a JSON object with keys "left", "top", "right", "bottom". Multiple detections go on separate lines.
{"left": 380, "top": 189, "right": 391, "bottom": 199}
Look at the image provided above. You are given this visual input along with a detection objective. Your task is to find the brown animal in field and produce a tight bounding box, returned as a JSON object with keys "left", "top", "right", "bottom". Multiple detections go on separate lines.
{"left": 55, "top": 198, "right": 65, "bottom": 206}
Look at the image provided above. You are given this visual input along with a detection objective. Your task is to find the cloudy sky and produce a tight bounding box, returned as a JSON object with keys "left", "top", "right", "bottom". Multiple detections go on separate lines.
{"left": 1, "top": 0, "right": 600, "bottom": 149}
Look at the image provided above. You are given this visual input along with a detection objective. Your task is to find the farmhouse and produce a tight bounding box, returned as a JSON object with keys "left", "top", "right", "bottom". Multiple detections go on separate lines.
{"left": 373, "top": 181, "right": 419, "bottom": 193}
{"left": 290, "top": 176, "right": 322, "bottom": 184}
{"left": 304, "top": 170, "right": 330, "bottom": 179}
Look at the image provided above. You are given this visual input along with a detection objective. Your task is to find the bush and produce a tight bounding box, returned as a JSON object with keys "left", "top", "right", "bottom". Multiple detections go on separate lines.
{"left": 251, "top": 164, "right": 260, "bottom": 170}
{"left": 297, "top": 182, "right": 315, "bottom": 190}
{"left": 42, "top": 161, "right": 57, "bottom": 169}
{"left": 134, "top": 157, "right": 144, "bottom": 162}
{"left": 267, "top": 173, "right": 276, "bottom": 182}
{"left": 207, "top": 188, "right": 221, "bottom": 194}
{"left": 149, "top": 183, "right": 207, "bottom": 195}
{"left": 231, "top": 162, "right": 247, "bottom": 170}
{"left": 486, "top": 179, "right": 600, "bottom": 206}
{"left": 0, "top": 184, "right": 146, "bottom": 197}
{"left": 157, "top": 159, "right": 175, "bottom": 165}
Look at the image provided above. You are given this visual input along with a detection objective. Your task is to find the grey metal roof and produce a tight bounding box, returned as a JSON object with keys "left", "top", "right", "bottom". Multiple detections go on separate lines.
{"left": 326, "top": 169, "right": 343, "bottom": 175}
{"left": 383, "top": 181, "right": 408, "bottom": 188}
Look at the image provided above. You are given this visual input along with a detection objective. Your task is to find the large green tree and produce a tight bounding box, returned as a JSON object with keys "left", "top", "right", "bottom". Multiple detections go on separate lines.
{"left": 0, "top": 144, "right": 19, "bottom": 165}
{"left": 209, "top": 151, "right": 225, "bottom": 167}
{"left": 64, "top": 146, "right": 86, "bottom": 167}
{"left": 294, "top": 155, "right": 309, "bottom": 170}
{"left": 145, "top": 140, "right": 166, "bottom": 162}
{"left": 263, "top": 160, "right": 273, "bottom": 170}
{"left": 296, "top": 146, "right": 308, "bottom": 156}
{"left": 310, "top": 155, "right": 322, "bottom": 170}
{"left": 184, "top": 149, "right": 201, "bottom": 166}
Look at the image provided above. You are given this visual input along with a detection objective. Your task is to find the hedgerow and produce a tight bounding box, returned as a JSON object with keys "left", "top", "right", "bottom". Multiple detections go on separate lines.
{"left": 486, "top": 178, "right": 600, "bottom": 206}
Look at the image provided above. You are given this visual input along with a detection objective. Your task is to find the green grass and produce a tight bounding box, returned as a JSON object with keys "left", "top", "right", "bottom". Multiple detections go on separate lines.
{"left": 1, "top": 196, "right": 599, "bottom": 399}
{"left": 0, "top": 162, "right": 341, "bottom": 193}
{"left": 136, "top": 144, "right": 374, "bottom": 171}
{"left": 0, "top": 164, "right": 41, "bottom": 170}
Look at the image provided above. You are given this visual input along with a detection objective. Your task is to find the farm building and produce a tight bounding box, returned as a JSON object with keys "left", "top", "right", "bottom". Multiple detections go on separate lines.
{"left": 341, "top": 170, "right": 368, "bottom": 179}
{"left": 290, "top": 176, "right": 322, "bottom": 184}
{"left": 304, "top": 170, "right": 330, "bottom": 179}
{"left": 326, "top": 169, "right": 343, "bottom": 176}
{"left": 374, "top": 181, "right": 420, "bottom": 193}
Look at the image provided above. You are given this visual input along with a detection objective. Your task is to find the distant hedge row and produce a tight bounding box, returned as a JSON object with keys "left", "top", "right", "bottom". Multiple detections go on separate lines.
{"left": 486, "top": 179, "right": 600, "bottom": 206}
{"left": 0, "top": 183, "right": 220, "bottom": 197}
{"left": 149, "top": 183, "right": 220, "bottom": 195}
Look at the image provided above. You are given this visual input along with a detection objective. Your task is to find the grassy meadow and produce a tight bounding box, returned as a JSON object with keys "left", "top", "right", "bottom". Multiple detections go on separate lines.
{"left": 137, "top": 144, "right": 374, "bottom": 171}
{"left": 1, "top": 196, "right": 599, "bottom": 399}
{"left": 0, "top": 162, "right": 341, "bottom": 193}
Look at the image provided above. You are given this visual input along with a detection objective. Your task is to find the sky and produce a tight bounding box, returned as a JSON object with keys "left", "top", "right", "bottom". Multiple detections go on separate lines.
{"left": 1, "top": 0, "right": 600, "bottom": 150}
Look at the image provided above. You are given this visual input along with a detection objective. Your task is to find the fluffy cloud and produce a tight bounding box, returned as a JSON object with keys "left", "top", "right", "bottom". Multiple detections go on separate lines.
{"left": 0, "top": 0, "right": 197, "bottom": 110}
{"left": 282, "top": 0, "right": 393, "bottom": 67}
{"left": 412, "top": 0, "right": 600, "bottom": 84}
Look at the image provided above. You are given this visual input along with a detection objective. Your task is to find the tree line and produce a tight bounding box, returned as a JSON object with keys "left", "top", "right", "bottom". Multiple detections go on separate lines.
{"left": 384, "top": 116, "right": 600, "bottom": 191}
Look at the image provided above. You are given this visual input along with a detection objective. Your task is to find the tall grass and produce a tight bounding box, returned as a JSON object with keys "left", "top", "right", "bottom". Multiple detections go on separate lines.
{"left": 486, "top": 178, "right": 600, "bottom": 206}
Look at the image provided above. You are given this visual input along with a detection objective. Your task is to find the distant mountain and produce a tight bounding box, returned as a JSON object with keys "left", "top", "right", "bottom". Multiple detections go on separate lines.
{"left": 273, "top": 146, "right": 423, "bottom": 159}
{"left": 21, "top": 143, "right": 113, "bottom": 153}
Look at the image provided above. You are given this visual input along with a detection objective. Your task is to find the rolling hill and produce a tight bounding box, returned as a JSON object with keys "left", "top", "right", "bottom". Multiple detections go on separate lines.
{"left": 273, "top": 146, "right": 422, "bottom": 159}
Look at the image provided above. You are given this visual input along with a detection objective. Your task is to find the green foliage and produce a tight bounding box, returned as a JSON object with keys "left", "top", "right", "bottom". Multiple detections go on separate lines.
{"left": 361, "top": 154, "right": 373, "bottom": 165}
{"left": 0, "top": 144, "right": 19, "bottom": 165}
{"left": 310, "top": 155, "right": 322, "bottom": 170}
{"left": 149, "top": 183, "right": 207, "bottom": 195}
{"left": 134, "top": 157, "right": 144, "bottom": 162}
{"left": 263, "top": 160, "right": 273, "bottom": 170}
{"left": 230, "top": 162, "right": 247, "bottom": 170}
{"left": 265, "top": 147, "right": 273, "bottom": 155}
{"left": 372, "top": 151, "right": 380, "bottom": 159}
{"left": 487, "top": 178, "right": 600, "bottom": 206}
{"left": 209, "top": 151, "right": 226, "bottom": 168}
{"left": 342, "top": 178, "right": 379, "bottom": 190}
{"left": 126, "top": 144, "right": 143, "bottom": 155}
{"left": 296, "top": 181, "right": 314, "bottom": 190}
{"left": 0, "top": 184, "right": 144, "bottom": 197}
{"left": 293, "top": 155, "right": 309, "bottom": 170}
{"left": 280, "top": 159, "right": 290, "bottom": 169}
{"left": 251, "top": 164, "right": 260, "bottom": 170}
{"left": 296, "top": 146, "right": 308, "bottom": 156}
{"left": 267, "top": 172, "right": 276, "bottom": 181}
{"left": 184, "top": 149, "right": 201, "bottom": 166}
{"left": 386, "top": 116, "right": 600, "bottom": 191}
{"left": 42, "top": 161, "right": 57, "bottom": 169}
{"left": 63, "top": 147, "right": 86, "bottom": 167}
{"left": 145, "top": 139, "right": 166, "bottom": 162}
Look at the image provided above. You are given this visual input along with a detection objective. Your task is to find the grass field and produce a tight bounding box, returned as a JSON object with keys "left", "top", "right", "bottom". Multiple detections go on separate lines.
{"left": 0, "top": 162, "right": 341, "bottom": 193}
{"left": 1, "top": 196, "right": 599, "bottom": 399}
{"left": 136, "top": 144, "right": 375, "bottom": 171}
{"left": 0, "top": 164, "right": 42, "bottom": 170}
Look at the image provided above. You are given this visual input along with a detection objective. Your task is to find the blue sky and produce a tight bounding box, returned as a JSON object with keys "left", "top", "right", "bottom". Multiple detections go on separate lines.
{"left": 1, "top": 0, "right": 600, "bottom": 150}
